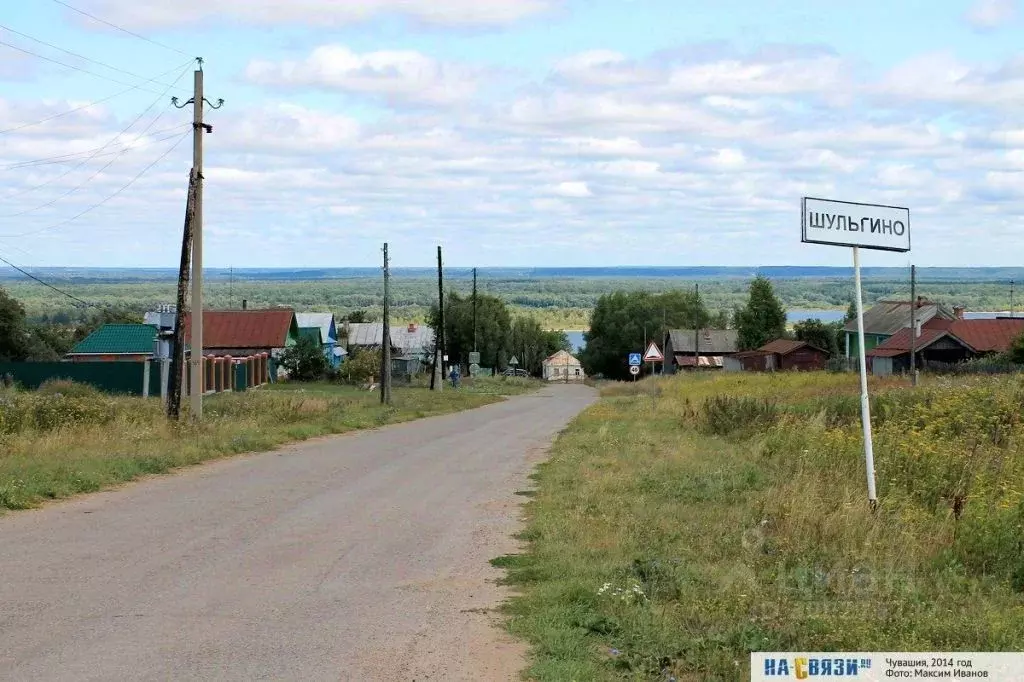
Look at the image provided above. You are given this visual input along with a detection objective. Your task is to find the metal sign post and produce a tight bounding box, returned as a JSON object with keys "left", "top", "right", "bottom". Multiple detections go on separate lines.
{"left": 801, "top": 197, "right": 911, "bottom": 508}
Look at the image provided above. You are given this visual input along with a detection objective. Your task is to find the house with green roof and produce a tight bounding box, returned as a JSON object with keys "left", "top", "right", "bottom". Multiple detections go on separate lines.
{"left": 67, "top": 324, "right": 158, "bottom": 363}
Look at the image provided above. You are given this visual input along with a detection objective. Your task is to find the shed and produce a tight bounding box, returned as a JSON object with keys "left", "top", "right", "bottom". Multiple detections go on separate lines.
{"left": 664, "top": 329, "right": 738, "bottom": 373}
{"left": 757, "top": 339, "right": 830, "bottom": 371}
{"left": 67, "top": 324, "right": 158, "bottom": 363}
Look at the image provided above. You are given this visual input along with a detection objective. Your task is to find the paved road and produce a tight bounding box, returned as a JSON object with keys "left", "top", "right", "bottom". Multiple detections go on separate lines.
{"left": 0, "top": 384, "right": 595, "bottom": 682}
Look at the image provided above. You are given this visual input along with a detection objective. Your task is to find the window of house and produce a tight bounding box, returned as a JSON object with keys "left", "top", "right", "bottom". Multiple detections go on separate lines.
{"left": 575, "top": 368, "right": 581, "bottom": 376}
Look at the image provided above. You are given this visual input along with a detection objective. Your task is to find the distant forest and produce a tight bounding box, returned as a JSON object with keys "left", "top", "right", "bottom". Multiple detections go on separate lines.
{"left": 3, "top": 267, "right": 1022, "bottom": 331}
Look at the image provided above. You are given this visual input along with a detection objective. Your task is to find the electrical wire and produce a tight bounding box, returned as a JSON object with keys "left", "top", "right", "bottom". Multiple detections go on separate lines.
{"left": 48, "top": 0, "right": 192, "bottom": 58}
{"left": 0, "top": 60, "right": 193, "bottom": 135}
{"left": 3, "top": 124, "right": 189, "bottom": 170}
{"left": 0, "top": 37, "right": 181, "bottom": 96}
{"left": 0, "top": 251, "right": 91, "bottom": 307}
{"left": 0, "top": 129, "right": 190, "bottom": 239}
{"left": 2, "top": 61, "right": 193, "bottom": 215}
{"left": 0, "top": 24, "right": 188, "bottom": 92}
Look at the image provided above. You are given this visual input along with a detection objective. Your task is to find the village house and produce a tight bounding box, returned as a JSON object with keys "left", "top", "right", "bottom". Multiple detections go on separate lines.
{"left": 296, "top": 312, "right": 344, "bottom": 368}
{"left": 664, "top": 329, "right": 739, "bottom": 372}
{"left": 180, "top": 309, "right": 299, "bottom": 358}
{"left": 342, "top": 322, "right": 435, "bottom": 359}
{"left": 66, "top": 324, "right": 159, "bottom": 363}
{"left": 867, "top": 316, "right": 1024, "bottom": 375}
{"left": 844, "top": 298, "right": 957, "bottom": 358}
{"left": 729, "top": 339, "right": 830, "bottom": 372}
{"left": 542, "top": 350, "right": 585, "bottom": 382}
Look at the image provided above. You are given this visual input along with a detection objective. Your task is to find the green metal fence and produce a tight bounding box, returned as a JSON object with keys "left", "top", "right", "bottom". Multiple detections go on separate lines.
{"left": 0, "top": 362, "right": 148, "bottom": 395}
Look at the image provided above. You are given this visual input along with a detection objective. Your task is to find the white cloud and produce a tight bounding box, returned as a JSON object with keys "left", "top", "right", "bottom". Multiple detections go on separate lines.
{"left": 964, "top": 0, "right": 1018, "bottom": 29}
{"left": 73, "top": 0, "right": 559, "bottom": 29}
{"left": 245, "top": 46, "right": 479, "bottom": 105}
{"left": 8, "top": 37, "right": 1024, "bottom": 268}
{"left": 551, "top": 181, "right": 592, "bottom": 197}
{"left": 877, "top": 52, "right": 1024, "bottom": 106}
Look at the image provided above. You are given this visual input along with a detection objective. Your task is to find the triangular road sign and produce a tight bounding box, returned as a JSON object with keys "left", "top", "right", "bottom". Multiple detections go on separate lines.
{"left": 643, "top": 342, "right": 664, "bottom": 362}
{"left": 509, "top": 355, "right": 520, "bottom": 366}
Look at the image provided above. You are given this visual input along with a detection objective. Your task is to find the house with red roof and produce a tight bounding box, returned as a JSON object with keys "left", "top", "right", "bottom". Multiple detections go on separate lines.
{"left": 866, "top": 315, "right": 1024, "bottom": 375}
{"left": 179, "top": 309, "right": 299, "bottom": 358}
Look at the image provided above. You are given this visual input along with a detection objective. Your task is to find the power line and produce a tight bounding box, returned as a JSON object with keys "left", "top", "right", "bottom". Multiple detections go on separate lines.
{"left": 0, "top": 60, "right": 193, "bottom": 135}
{"left": 0, "top": 37, "right": 181, "bottom": 95}
{"left": 0, "top": 129, "right": 190, "bottom": 239}
{"left": 48, "top": 0, "right": 192, "bottom": 58}
{"left": 0, "top": 251, "right": 91, "bottom": 307}
{"left": 3, "top": 124, "right": 189, "bottom": 171}
{"left": 0, "top": 24, "right": 187, "bottom": 92}
{"left": 2, "top": 62, "right": 193, "bottom": 216}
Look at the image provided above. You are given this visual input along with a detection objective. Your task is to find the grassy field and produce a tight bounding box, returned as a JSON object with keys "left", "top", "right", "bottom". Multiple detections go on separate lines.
{"left": 0, "top": 377, "right": 535, "bottom": 512}
{"left": 498, "top": 372, "right": 1024, "bottom": 680}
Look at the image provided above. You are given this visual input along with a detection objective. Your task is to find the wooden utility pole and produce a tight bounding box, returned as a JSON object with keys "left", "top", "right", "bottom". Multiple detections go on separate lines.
{"left": 432, "top": 246, "right": 446, "bottom": 390}
{"left": 910, "top": 264, "right": 918, "bottom": 387}
{"left": 167, "top": 170, "right": 198, "bottom": 420}
{"left": 694, "top": 283, "right": 700, "bottom": 371}
{"left": 173, "top": 59, "right": 222, "bottom": 420}
{"left": 381, "top": 243, "right": 392, "bottom": 405}
{"left": 472, "top": 267, "right": 478, "bottom": 353}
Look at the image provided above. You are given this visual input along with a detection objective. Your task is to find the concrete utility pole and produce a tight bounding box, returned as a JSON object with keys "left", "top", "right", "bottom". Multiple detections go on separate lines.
{"left": 1011, "top": 280, "right": 1015, "bottom": 318}
{"left": 381, "top": 243, "right": 392, "bottom": 405}
{"left": 910, "top": 264, "right": 918, "bottom": 387}
{"left": 173, "top": 59, "right": 223, "bottom": 421}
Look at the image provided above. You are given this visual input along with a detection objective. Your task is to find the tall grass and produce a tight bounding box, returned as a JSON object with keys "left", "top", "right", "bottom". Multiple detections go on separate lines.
{"left": 0, "top": 381, "right": 516, "bottom": 512}
{"left": 499, "top": 373, "right": 1024, "bottom": 680}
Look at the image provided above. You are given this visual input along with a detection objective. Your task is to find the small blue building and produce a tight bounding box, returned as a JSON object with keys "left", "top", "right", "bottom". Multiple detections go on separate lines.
{"left": 296, "top": 313, "right": 344, "bottom": 368}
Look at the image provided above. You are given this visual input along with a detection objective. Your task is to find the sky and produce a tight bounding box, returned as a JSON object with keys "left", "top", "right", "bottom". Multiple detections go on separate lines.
{"left": 1, "top": 0, "right": 1024, "bottom": 269}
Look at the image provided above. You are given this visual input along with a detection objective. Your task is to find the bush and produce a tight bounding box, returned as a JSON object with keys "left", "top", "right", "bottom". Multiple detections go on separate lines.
{"left": 338, "top": 347, "right": 382, "bottom": 385}
{"left": 699, "top": 395, "right": 778, "bottom": 436}
{"left": 278, "top": 335, "right": 330, "bottom": 382}
{"left": 37, "top": 378, "right": 103, "bottom": 399}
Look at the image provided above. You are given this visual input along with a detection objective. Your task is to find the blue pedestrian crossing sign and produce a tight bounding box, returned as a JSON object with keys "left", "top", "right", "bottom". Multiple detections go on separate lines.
{"left": 628, "top": 353, "right": 642, "bottom": 366}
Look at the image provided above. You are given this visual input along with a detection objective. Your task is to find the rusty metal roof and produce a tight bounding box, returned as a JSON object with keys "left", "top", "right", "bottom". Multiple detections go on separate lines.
{"left": 867, "top": 318, "right": 1024, "bottom": 357}
{"left": 949, "top": 318, "right": 1024, "bottom": 353}
{"left": 181, "top": 309, "right": 297, "bottom": 350}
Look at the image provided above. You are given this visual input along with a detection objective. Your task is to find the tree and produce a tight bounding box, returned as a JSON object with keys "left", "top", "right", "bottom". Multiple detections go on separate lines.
{"left": 793, "top": 319, "right": 841, "bottom": 356}
{"left": 736, "top": 276, "right": 787, "bottom": 351}
{"left": 344, "top": 310, "right": 374, "bottom": 323}
{"left": 429, "top": 292, "right": 512, "bottom": 371}
{"left": 1011, "top": 332, "right": 1024, "bottom": 365}
{"left": 581, "top": 290, "right": 716, "bottom": 379}
{"left": 278, "top": 335, "right": 330, "bottom": 382}
{"left": 340, "top": 347, "right": 381, "bottom": 385}
{"left": 844, "top": 300, "right": 857, "bottom": 324}
{"left": 0, "top": 287, "right": 30, "bottom": 361}
{"left": 509, "top": 316, "right": 570, "bottom": 376}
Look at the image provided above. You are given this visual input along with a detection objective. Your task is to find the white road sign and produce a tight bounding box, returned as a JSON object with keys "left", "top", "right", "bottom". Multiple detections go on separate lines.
{"left": 629, "top": 365, "right": 640, "bottom": 376}
{"left": 801, "top": 197, "right": 910, "bottom": 253}
{"left": 643, "top": 342, "right": 663, "bottom": 362}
